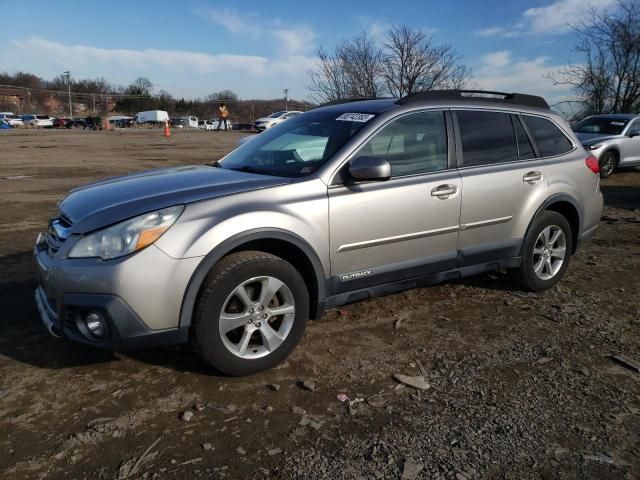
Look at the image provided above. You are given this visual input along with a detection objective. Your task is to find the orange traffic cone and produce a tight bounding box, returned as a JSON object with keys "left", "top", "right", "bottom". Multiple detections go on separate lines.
{"left": 164, "top": 120, "right": 171, "bottom": 138}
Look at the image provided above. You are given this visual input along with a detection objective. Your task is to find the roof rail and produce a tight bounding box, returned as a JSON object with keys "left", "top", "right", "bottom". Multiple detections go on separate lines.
{"left": 396, "top": 89, "right": 550, "bottom": 109}
{"left": 319, "top": 97, "right": 390, "bottom": 107}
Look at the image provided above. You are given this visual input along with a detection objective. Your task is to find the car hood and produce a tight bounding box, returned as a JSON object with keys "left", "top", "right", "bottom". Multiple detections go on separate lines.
{"left": 575, "top": 132, "right": 620, "bottom": 145}
{"left": 59, "top": 165, "right": 290, "bottom": 233}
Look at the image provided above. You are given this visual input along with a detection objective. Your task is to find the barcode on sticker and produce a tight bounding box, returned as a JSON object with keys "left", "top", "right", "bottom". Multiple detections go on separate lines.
{"left": 336, "top": 113, "right": 375, "bottom": 122}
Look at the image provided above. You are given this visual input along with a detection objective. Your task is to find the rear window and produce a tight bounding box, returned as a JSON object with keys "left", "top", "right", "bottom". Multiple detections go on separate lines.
{"left": 523, "top": 116, "right": 573, "bottom": 157}
{"left": 36, "top": 115, "right": 49, "bottom": 119}
{"left": 456, "top": 111, "right": 517, "bottom": 167}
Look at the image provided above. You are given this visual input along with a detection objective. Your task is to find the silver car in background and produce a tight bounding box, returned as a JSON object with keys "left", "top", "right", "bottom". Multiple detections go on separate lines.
{"left": 573, "top": 114, "right": 640, "bottom": 177}
{"left": 254, "top": 110, "right": 302, "bottom": 131}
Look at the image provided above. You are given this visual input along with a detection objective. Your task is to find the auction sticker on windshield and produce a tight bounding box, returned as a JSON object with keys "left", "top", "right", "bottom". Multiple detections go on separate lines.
{"left": 336, "top": 113, "right": 375, "bottom": 122}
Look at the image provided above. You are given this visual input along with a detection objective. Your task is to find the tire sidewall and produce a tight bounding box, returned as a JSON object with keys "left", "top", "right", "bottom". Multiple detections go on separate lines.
{"left": 520, "top": 211, "right": 573, "bottom": 291}
{"left": 196, "top": 257, "right": 309, "bottom": 376}
{"left": 599, "top": 151, "right": 616, "bottom": 178}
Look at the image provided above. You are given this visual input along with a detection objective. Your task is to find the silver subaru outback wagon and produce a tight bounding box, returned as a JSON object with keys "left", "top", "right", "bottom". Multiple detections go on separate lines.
{"left": 34, "top": 90, "right": 603, "bottom": 376}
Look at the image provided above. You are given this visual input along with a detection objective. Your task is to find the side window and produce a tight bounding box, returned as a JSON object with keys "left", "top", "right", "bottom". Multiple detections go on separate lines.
{"left": 628, "top": 118, "right": 640, "bottom": 133}
{"left": 514, "top": 116, "right": 535, "bottom": 160}
{"left": 355, "top": 111, "right": 447, "bottom": 177}
{"left": 523, "top": 116, "right": 573, "bottom": 157}
{"left": 456, "top": 111, "right": 517, "bottom": 167}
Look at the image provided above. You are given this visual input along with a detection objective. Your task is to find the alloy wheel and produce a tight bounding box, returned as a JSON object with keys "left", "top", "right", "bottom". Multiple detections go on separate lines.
{"left": 218, "top": 276, "right": 295, "bottom": 359}
{"left": 532, "top": 225, "right": 567, "bottom": 281}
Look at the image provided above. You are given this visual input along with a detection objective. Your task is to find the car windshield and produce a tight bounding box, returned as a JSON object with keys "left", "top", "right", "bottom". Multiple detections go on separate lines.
{"left": 267, "top": 111, "right": 287, "bottom": 118}
{"left": 573, "top": 117, "right": 630, "bottom": 135}
{"left": 36, "top": 115, "right": 49, "bottom": 119}
{"left": 219, "top": 110, "right": 375, "bottom": 177}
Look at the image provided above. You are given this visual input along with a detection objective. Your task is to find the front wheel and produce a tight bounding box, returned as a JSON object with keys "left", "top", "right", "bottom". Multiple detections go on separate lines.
{"left": 511, "top": 211, "right": 573, "bottom": 291}
{"left": 191, "top": 251, "right": 309, "bottom": 376}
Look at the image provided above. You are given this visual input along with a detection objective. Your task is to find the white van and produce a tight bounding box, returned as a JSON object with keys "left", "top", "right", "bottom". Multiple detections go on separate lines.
{"left": 182, "top": 116, "right": 198, "bottom": 128}
{"left": 135, "top": 110, "right": 170, "bottom": 124}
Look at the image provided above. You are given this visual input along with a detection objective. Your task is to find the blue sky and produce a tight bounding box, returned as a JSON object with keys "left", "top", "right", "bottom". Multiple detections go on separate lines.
{"left": 0, "top": 0, "right": 619, "bottom": 104}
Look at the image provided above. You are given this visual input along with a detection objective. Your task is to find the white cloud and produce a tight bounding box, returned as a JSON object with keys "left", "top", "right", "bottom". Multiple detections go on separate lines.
{"left": 195, "top": 8, "right": 315, "bottom": 55}
{"left": 482, "top": 51, "right": 511, "bottom": 69}
{"left": 473, "top": 50, "right": 572, "bottom": 104}
{"left": 11, "top": 37, "right": 269, "bottom": 76}
{"left": 272, "top": 26, "right": 316, "bottom": 55}
{"left": 193, "top": 7, "right": 258, "bottom": 36}
{"left": 475, "top": 0, "right": 617, "bottom": 37}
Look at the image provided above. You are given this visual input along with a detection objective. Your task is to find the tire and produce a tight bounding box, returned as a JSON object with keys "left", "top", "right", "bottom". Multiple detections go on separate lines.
{"left": 511, "top": 211, "right": 573, "bottom": 291}
{"left": 599, "top": 151, "right": 617, "bottom": 178}
{"left": 191, "top": 251, "right": 309, "bottom": 376}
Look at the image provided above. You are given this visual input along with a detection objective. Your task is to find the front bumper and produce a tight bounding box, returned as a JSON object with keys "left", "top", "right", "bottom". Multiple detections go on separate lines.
{"left": 33, "top": 238, "right": 201, "bottom": 350}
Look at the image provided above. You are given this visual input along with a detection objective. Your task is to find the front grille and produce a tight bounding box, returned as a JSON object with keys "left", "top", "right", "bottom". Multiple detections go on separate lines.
{"left": 46, "top": 213, "right": 73, "bottom": 255}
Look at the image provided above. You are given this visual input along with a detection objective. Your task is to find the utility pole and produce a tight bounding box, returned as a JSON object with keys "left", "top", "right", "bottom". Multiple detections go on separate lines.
{"left": 283, "top": 88, "right": 289, "bottom": 111}
{"left": 64, "top": 71, "right": 72, "bottom": 117}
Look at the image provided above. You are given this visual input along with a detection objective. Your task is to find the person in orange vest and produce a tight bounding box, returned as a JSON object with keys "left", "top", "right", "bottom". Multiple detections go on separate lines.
{"left": 216, "top": 103, "right": 229, "bottom": 131}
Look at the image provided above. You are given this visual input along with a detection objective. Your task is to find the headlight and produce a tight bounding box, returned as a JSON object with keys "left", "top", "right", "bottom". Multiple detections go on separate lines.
{"left": 68, "top": 206, "right": 184, "bottom": 260}
{"left": 586, "top": 144, "right": 602, "bottom": 150}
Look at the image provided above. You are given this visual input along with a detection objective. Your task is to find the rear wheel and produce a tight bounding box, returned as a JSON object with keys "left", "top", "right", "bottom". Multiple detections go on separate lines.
{"left": 191, "top": 251, "right": 309, "bottom": 376}
{"left": 599, "top": 151, "right": 617, "bottom": 178}
{"left": 511, "top": 211, "right": 572, "bottom": 291}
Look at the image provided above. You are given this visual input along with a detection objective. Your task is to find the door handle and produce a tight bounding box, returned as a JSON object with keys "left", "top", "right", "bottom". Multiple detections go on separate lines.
{"left": 523, "top": 171, "right": 543, "bottom": 183}
{"left": 431, "top": 184, "right": 458, "bottom": 199}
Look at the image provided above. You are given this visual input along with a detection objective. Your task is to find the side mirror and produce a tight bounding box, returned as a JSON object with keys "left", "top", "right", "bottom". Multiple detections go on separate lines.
{"left": 628, "top": 129, "right": 640, "bottom": 138}
{"left": 348, "top": 156, "right": 391, "bottom": 182}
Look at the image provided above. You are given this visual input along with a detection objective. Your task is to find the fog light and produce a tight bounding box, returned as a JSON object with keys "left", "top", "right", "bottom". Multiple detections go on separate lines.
{"left": 85, "top": 311, "right": 105, "bottom": 338}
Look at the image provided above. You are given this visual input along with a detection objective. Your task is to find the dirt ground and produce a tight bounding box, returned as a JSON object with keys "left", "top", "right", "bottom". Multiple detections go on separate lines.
{"left": 0, "top": 128, "right": 639, "bottom": 480}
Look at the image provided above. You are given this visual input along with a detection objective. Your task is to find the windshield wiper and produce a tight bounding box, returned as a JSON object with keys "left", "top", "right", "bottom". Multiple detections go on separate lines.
{"left": 228, "top": 165, "right": 264, "bottom": 174}
{"left": 208, "top": 160, "right": 222, "bottom": 167}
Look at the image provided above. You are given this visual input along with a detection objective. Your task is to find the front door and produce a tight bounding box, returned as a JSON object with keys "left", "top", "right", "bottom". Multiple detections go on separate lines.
{"left": 328, "top": 110, "right": 461, "bottom": 293}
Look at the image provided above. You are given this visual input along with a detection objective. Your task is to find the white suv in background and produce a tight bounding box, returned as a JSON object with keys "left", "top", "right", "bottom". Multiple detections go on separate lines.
{"left": 254, "top": 110, "right": 302, "bottom": 131}
{"left": 22, "top": 115, "right": 54, "bottom": 128}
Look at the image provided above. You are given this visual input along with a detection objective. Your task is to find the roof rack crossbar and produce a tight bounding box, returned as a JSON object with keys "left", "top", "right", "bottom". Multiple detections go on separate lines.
{"left": 396, "top": 89, "right": 550, "bottom": 109}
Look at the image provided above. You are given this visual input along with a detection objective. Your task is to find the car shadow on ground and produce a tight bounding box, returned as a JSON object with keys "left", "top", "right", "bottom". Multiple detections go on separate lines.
{"left": 601, "top": 184, "right": 640, "bottom": 211}
{"left": 0, "top": 250, "right": 217, "bottom": 374}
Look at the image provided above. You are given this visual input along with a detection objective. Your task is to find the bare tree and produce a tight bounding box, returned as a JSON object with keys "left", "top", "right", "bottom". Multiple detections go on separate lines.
{"left": 382, "top": 26, "right": 471, "bottom": 97}
{"left": 207, "top": 90, "right": 239, "bottom": 102}
{"left": 549, "top": 0, "right": 640, "bottom": 114}
{"left": 308, "top": 26, "right": 471, "bottom": 102}
{"left": 308, "top": 32, "right": 384, "bottom": 103}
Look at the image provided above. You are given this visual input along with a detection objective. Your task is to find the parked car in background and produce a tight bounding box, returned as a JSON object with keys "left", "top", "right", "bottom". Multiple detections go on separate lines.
{"left": 211, "top": 119, "right": 233, "bottom": 130}
{"left": 34, "top": 90, "right": 603, "bottom": 376}
{"left": 135, "top": 110, "right": 170, "bottom": 125}
{"left": 22, "top": 114, "right": 54, "bottom": 128}
{"left": 108, "top": 116, "right": 134, "bottom": 128}
{"left": 253, "top": 110, "right": 302, "bottom": 131}
{"left": 182, "top": 116, "right": 198, "bottom": 128}
{"left": 53, "top": 118, "right": 71, "bottom": 128}
{"left": 573, "top": 114, "right": 640, "bottom": 178}
{"left": 170, "top": 118, "right": 185, "bottom": 128}
{"left": 85, "top": 116, "right": 104, "bottom": 130}
{"left": 198, "top": 120, "right": 215, "bottom": 131}
{"left": 0, "top": 113, "right": 24, "bottom": 127}
{"left": 65, "top": 119, "right": 87, "bottom": 129}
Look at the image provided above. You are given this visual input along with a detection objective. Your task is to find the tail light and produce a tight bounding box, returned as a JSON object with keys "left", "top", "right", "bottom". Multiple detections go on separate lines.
{"left": 585, "top": 155, "right": 599, "bottom": 175}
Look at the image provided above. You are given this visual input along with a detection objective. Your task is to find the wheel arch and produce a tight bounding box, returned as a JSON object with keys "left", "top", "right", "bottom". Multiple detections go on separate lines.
{"left": 179, "top": 229, "right": 328, "bottom": 329}
{"left": 524, "top": 194, "right": 582, "bottom": 255}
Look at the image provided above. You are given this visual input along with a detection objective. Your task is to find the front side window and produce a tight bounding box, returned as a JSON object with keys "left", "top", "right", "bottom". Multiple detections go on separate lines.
{"left": 353, "top": 111, "right": 448, "bottom": 177}
{"left": 524, "top": 116, "right": 573, "bottom": 157}
{"left": 456, "top": 111, "right": 517, "bottom": 167}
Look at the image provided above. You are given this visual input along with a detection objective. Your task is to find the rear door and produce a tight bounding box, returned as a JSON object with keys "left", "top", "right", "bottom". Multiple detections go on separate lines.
{"left": 454, "top": 109, "right": 548, "bottom": 264}
{"left": 328, "top": 110, "right": 461, "bottom": 293}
